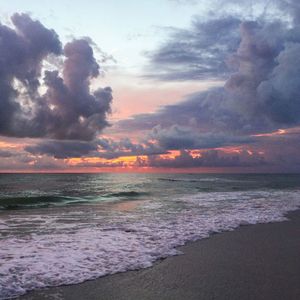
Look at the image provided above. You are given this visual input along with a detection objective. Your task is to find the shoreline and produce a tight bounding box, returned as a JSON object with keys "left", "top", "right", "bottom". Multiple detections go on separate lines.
{"left": 19, "top": 209, "right": 300, "bottom": 300}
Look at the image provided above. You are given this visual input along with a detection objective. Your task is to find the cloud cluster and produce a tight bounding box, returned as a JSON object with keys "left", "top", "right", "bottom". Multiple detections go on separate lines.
{"left": 145, "top": 16, "right": 241, "bottom": 81}
{"left": 115, "top": 1, "right": 300, "bottom": 170}
{"left": 120, "top": 15, "right": 300, "bottom": 136}
{"left": 2, "top": 5, "right": 300, "bottom": 171}
{"left": 0, "top": 13, "right": 112, "bottom": 141}
{"left": 25, "top": 140, "right": 99, "bottom": 159}
{"left": 149, "top": 125, "right": 254, "bottom": 149}
{"left": 25, "top": 137, "right": 166, "bottom": 159}
{"left": 147, "top": 0, "right": 300, "bottom": 82}
{"left": 140, "top": 149, "right": 266, "bottom": 168}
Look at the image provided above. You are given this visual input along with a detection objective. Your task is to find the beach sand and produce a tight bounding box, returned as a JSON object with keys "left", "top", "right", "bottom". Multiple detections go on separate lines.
{"left": 20, "top": 210, "right": 300, "bottom": 300}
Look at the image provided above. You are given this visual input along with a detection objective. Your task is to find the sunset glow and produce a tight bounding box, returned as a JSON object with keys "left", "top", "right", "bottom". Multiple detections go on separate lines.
{"left": 0, "top": 1, "right": 299, "bottom": 173}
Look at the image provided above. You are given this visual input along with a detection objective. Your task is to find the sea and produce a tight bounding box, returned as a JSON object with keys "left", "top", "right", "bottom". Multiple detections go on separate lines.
{"left": 0, "top": 173, "right": 300, "bottom": 299}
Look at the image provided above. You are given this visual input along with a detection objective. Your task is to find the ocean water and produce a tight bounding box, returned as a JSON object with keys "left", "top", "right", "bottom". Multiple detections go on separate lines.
{"left": 0, "top": 173, "right": 300, "bottom": 299}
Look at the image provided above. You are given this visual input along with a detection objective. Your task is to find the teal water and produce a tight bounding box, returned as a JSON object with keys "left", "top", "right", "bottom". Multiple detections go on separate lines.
{"left": 0, "top": 173, "right": 299, "bottom": 210}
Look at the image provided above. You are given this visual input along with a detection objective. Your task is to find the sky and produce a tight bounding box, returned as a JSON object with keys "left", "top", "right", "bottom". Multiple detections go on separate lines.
{"left": 0, "top": 0, "right": 300, "bottom": 173}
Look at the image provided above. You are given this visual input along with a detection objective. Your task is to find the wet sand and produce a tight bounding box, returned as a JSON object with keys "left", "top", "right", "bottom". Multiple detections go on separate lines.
{"left": 20, "top": 210, "right": 300, "bottom": 300}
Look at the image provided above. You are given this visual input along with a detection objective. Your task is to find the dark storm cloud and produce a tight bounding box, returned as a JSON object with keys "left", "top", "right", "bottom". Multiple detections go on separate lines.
{"left": 25, "top": 138, "right": 166, "bottom": 159}
{"left": 149, "top": 125, "right": 254, "bottom": 150}
{"left": 134, "top": 127, "right": 300, "bottom": 171}
{"left": 148, "top": 0, "right": 300, "bottom": 82}
{"left": 257, "top": 42, "right": 300, "bottom": 124}
{"left": 0, "top": 13, "right": 62, "bottom": 135}
{"left": 25, "top": 140, "right": 99, "bottom": 159}
{"left": 141, "top": 149, "right": 266, "bottom": 168}
{"left": 120, "top": 16, "right": 300, "bottom": 138}
{"left": 116, "top": 2, "right": 300, "bottom": 171}
{"left": 0, "top": 14, "right": 112, "bottom": 141}
{"left": 145, "top": 16, "right": 241, "bottom": 81}
{"left": 38, "top": 39, "right": 113, "bottom": 140}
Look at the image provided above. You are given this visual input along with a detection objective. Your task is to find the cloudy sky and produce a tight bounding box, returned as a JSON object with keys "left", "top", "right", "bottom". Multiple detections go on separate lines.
{"left": 0, "top": 0, "right": 300, "bottom": 172}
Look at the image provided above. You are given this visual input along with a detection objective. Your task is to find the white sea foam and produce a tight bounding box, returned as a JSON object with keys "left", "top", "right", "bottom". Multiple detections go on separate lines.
{"left": 0, "top": 190, "right": 300, "bottom": 299}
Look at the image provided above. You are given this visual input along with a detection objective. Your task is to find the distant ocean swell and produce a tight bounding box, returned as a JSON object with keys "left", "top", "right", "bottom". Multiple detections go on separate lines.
{"left": 0, "top": 191, "right": 149, "bottom": 210}
{"left": 0, "top": 189, "right": 299, "bottom": 299}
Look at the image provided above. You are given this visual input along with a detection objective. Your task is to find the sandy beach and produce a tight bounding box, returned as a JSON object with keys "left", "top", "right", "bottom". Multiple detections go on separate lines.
{"left": 20, "top": 209, "right": 300, "bottom": 300}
